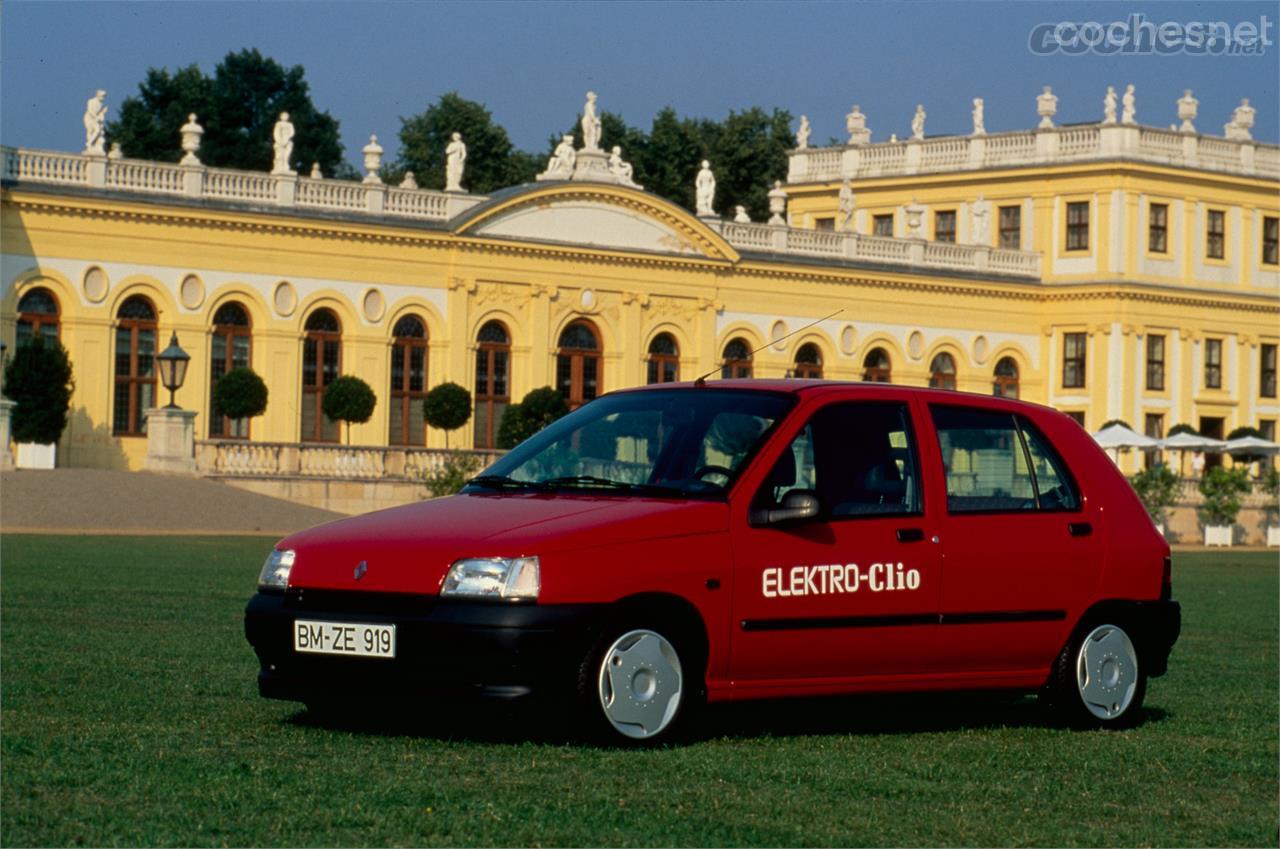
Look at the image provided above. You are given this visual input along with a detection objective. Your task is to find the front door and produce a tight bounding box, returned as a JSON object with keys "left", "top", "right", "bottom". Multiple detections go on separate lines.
{"left": 925, "top": 403, "right": 1102, "bottom": 674}
{"left": 730, "top": 399, "right": 942, "bottom": 683}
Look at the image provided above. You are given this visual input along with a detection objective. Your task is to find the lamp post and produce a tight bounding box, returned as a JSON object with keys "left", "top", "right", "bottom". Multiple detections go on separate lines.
{"left": 155, "top": 333, "right": 190, "bottom": 409}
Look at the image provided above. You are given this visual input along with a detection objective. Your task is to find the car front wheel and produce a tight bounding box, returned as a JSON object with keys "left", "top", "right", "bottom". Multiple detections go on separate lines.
{"left": 578, "top": 625, "right": 692, "bottom": 743}
{"left": 1048, "top": 621, "right": 1147, "bottom": 728}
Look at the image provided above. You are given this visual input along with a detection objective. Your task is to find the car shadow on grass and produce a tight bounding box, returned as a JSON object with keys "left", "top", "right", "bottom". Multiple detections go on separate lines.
{"left": 282, "top": 691, "right": 1170, "bottom": 746}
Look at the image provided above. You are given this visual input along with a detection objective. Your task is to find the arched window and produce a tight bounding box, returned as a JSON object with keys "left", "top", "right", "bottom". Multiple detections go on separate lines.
{"left": 862, "top": 347, "right": 891, "bottom": 382}
{"left": 993, "top": 356, "right": 1020, "bottom": 398}
{"left": 113, "top": 295, "right": 157, "bottom": 436}
{"left": 793, "top": 343, "right": 823, "bottom": 379}
{"left": 557, "top": 320, "right": 602, "bottom": 410}
{"left": 301, "top": 309, "right": 341, "bottom": 443}
{"left": 721, "top": 338, "right": 753, "bottom": 379}
{"left": 390, "top": 315, "right": 428, "bottom": 446}
{"left": 647, "top": 333, "right": 679, "bottom": 384}
{"left": 16, "top": 288, "right": 59, "bottom": 347}
{"left": 209, "top": 302, "right": 252, "bottom": 438}
{"left": 474, "top": 320, "right": 510, "bottom": 448}
{"left": 929, "top": 352, "right": 957, "bottom": 390}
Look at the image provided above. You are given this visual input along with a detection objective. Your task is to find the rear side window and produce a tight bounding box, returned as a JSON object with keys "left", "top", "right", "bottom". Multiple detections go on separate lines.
{"left": 755, "top": 402, "right": 922, "bottom": 518}
{"left": 931, "top": 406, "right": 1079, "bottom": 513}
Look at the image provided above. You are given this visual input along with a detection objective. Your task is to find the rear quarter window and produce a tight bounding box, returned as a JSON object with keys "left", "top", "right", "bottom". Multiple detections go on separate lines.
{"left": 931, "top": 405, "right": 1080, "bottom": 513}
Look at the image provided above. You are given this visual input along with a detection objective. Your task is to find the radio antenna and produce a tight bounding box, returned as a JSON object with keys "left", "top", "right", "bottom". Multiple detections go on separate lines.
{"left": 693, "top": 309, "right": 843, "bottom": 387}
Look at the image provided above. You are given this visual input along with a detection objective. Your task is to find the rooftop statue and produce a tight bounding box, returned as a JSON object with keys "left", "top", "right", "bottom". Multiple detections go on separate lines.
{"left": 695, "top": 160, "right": 716, "bottom": 217}
{"left": 362, "top": 134, "right": 383, "bottom": 184}
{"left": 733, "top": 205, "right": 750, "bottom": 223}
{"left": 539, "top": 134, "right": 577, "bottom": 180}
{"left": 1037, "top": 86, "right": 1058, "bottom": 129}
{"left": 179, "top": 113, "right": 203, "bottom": 165}
{"left": 1122, "top": 84, "right": 1137, "bottom": 124}
{"left": 608, "top": 146, "right": 640, "bottom": 188}
{"left": 971, "top": 98, "right": 985, "bottom": 136}
{"left": 400, "top": 171, "right": 418, "bottom": 189}
{"left": 581, "top": 91, "right": 602, "bottom": 152}
{"left": 83, "top": 90, "right": 107, "bottom": 155}
{"left": 1177, "top": 90, "right": 1198, "bottom": 133}
{"left": 796, "top": 115, "right": 811, "bottom": 150}
{"left": 911, "top": 104, "right": 926, "bottom": 140}
{"left": 1225, "top": 98, "right": 1255, "bottom": 141}
{"left": 845, "top": 104, "right": 870, "bottom": 144}
{"left": 1103, "top": 86, "right": 1118, "bottom": 124}
{"left": 445, "top": 132, "right": 467, "bottom": 192}
{"left": 272, "top": 113, "right": 295, "bottom": 175}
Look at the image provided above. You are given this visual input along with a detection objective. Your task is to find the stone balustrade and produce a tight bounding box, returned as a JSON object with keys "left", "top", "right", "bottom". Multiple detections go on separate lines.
{"left": 1, "top": 146, "right": 484, "bottom": 222}
{"left": 195, "top": 439, "right": 505, "bottom": 481}
{"left": 787, "top": 123, "right": 1280, "bottom": 184}
{"left": 717, "top": 221, "right": 1041, "bottom": 278}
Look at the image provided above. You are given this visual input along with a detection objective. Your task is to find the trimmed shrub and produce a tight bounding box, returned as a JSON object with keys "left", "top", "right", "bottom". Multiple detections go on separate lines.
{"left": 497, "top": 387, "right": 569, "bottom": 449}
{"left": 1167, "top": 423, "right": 1200, "bottom": 437}
{"left": 423, "top": 382, "right": 471, "bottom": 448}
{"left": 322, "top": 375, "right": 376, "bottom": 443}
{"left": 3, "top": 336, "right": 75, "bottom": 445}
{"left": 1128, "top": 465, "right": 1180, "bottom": 525}
{"left": 1100, "top": 418, "right": 1132, "bottom": 430}
{"left": 421, "top": 452, "right": 483, "bottom": 498}
{"left": 1197, "top": 466, "right": 1250, "bottom": 527}
{"left": 211, "top": 367, "right": 268, "bottom": 420}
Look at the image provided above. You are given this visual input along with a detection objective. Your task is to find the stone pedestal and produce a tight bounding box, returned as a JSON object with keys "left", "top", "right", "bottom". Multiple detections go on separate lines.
{"left": 571, "top": 149, "right": 614, "bottom": 182}
{"left": 143, "top": 408, "right": 198, "bottom": 475}
{"left": 0, "top": 399, "right": 15, "bottom": 470}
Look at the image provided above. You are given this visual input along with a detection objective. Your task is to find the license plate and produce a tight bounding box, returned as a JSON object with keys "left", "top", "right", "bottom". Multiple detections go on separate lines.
{"left": 294, "top": 620, "right": 395, "bottom": 659}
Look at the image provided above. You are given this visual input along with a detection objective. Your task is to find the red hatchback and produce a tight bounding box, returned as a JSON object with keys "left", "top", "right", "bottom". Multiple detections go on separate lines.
{"left": 245, "top": 381, "right": 1180, "bottom": 742}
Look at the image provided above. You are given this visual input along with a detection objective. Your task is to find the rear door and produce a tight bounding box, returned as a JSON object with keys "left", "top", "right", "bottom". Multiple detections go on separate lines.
{"left": 924, "top": 403, "right": 1102, "bottom": 674}
{"left": 729, "top": 397, "right": 943, "bottom": 684}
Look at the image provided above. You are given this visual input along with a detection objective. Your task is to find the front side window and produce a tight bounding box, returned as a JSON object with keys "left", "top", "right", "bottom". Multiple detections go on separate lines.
{"left": 1206, "top": 210, "right": 1225, "bottom": 260}
{"left": 1262, "top": 343, "right": 1277, "bottom": 398}
{"left": 722, "top": 338, "right": 753, "bottom": 379}
{"left": 754, "top": 402, "right": 921, "bottom": 519}
{"left": 16, "top": 287, "right": 60, "bottom": 347}
{"left": 1149, "top": 203, "right": 1168, "bottom": 253}
{"left": 1204, "top": 338, "right": 1222, "bottom": 389}
{"left": 998, "top": 206, "right": 1021, "bottom": 249}
{"left": 113, "top": 295, "right": 157, "bottom": 436}
{"left": 1066, "top": 201, "right": 1089, "bottom": 251}
{"left": 470, "top": 389, "right": 793, "bottom": 498}
{"left": 931, "top": 406, "right": 1080, "bottom": 513}
{"left": 1146, "top": 335, "right": 1165, "bottom": 391}
{"left": 1062, "top": 333, "right": 1086, "bottom": 389}
{"left": 873, "top": 214, "right": 894, "bottom": 237}
{"left": 934, "top": 210, "right": 956, "bottom": 243}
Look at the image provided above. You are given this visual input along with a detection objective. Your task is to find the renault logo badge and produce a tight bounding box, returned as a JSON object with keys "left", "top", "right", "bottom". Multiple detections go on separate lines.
{"left": 354, "top": 560, "right": 368, "bottom": 581}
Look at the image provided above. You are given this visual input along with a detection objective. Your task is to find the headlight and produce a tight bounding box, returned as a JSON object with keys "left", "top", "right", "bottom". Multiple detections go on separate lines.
{"left": 441, "top": 556, "right": 540, "bottom": 600}
{"left": 258, "top": 548, "right": 296, "bottom": 590}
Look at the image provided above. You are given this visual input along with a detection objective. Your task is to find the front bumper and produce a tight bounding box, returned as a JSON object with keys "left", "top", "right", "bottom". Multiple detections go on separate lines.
{"left": 244, "top": 588, "right": 600, "bottom": 704}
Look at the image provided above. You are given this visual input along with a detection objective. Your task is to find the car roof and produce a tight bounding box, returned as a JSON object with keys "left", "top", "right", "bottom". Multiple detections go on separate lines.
{"left": 610, "top": 379, "right": 1067, "bottom": 419}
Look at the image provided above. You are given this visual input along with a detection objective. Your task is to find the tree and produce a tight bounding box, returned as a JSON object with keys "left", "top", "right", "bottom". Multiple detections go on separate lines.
{"left": 423, "top": 382, "right": 471, "bottom": 448}
{"left": 211, "top": 367, "right": 268, "bottom": 421}
{"left": 704, "top": 107, "right": 794, "bottom": 221}
{"left": 497, "top": 387, "right": 569, "bottom": 449}
{"left": 1198, "top": 466, "right": 1250, "bottom": 527}
{"left": 322, "top": 375, "right": 376, "bottom": 444}
{"left": 3, "top": 336, "right": 75, "bottom": 445}
{"left": 106, "top": 48, "right": 347, "bottom": 176}
{"left": 395, "top": 92, "right": 537, "bottom": 193}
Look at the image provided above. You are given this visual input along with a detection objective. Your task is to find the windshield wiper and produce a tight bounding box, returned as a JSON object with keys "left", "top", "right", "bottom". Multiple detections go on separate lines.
{"left": 538, "top": 476, "right": 687, "bottom": 497}
{"left": 465, "top": 474, "right": 549, "bottom": 491}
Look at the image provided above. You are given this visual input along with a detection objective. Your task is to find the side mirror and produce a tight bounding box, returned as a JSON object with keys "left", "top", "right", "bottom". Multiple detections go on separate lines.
{"left": 750, "top": 491, "right": 821, "bottom": 526}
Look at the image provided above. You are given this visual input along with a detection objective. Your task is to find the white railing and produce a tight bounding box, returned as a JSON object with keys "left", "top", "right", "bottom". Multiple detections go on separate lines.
{"left": 720, "top": 221, "right": 774, "bottom": 249}
{"left": 195, "top": 440, "right": 505, "bottom": 481}
{"left": 854, "top": 234, "right": 912, "bottom": 263}
{"left": 786, "top": 124, "right": 1276, "bottom": 183}
{"left": 786, "top": 228, "right": 844, "bottom": 256}
{"left": 204, "top": 168, "right": 276, "bottom": 203}
{"left": 988, "top": 248, "right": 1041, "bottom": 276}
{"left": 922, "top": 241, "right": 975, "bottom": 269}
{"left": 105, "top": 159, "right": 185, "bottom": 194}
{"left": 2, "top": 146, "right": 472, "bottom": 223}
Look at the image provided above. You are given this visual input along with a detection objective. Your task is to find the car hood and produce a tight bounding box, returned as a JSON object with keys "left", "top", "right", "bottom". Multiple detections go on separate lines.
{"left": 279, "top": 492, "right": 727, "bottom": 594}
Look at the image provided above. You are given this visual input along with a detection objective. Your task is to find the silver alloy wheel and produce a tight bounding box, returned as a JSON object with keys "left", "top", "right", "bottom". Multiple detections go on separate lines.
{"left": 1075, "top": 624, "right": 1139, "bottom": 720}
{"left": 597, "top": 628, "right": 683, "bottom": 739}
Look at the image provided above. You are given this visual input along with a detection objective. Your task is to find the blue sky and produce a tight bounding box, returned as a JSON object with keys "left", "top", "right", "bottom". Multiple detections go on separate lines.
{"left": 3, "top": 0, "right": 1276, "bottom": 170}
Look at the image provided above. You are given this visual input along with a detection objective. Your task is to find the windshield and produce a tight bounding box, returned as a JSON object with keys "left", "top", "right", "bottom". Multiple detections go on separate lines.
{"left": 467, "top": 389, "right": 794, "bottom": 498}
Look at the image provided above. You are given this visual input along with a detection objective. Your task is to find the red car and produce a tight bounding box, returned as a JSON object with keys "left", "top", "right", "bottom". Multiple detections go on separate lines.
{"left": 246, "top": 381, "right": 1180, "bottom": 742}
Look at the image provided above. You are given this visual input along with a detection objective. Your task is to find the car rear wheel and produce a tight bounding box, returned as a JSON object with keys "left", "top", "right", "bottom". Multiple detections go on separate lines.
{"left": 1048, "top": 621, "right": 1147, "bottom": 728}
{"left": 577, "top": 624, "right": 694, "bottom": 743}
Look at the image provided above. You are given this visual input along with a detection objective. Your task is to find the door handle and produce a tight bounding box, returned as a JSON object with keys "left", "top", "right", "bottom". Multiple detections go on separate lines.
{"left": 896, "top": 528, "right": 925, "bottom": 543}
{"left": 1068, "top": 522, "right": 1093, "bottom": 537}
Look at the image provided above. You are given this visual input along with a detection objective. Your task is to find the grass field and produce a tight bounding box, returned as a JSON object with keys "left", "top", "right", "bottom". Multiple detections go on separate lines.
{"left": 1, "top": 534, "right": 1276, "bottom": 847}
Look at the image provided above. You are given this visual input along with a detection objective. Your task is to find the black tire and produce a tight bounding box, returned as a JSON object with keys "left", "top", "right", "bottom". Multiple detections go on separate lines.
{"left": 1045, "top": 620, "right": 1147, "bottom": 729}
{"left": 574, "top": 619, "right": 703, "bottom": 745}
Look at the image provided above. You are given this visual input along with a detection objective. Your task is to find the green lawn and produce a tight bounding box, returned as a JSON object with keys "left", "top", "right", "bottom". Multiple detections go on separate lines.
{"left": 1, "top": 535, "right": 1276, "bottom": 847}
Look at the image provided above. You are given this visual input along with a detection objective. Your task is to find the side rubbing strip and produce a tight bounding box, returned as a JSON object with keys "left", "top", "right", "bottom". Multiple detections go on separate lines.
{"left": 740, "top": 609, "right": 1066, "bottom": 632}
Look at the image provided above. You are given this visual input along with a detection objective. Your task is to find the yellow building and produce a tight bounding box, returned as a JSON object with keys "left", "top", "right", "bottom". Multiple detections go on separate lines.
{"left": 2, "top": 106, "right": 1277, "bottom": 482}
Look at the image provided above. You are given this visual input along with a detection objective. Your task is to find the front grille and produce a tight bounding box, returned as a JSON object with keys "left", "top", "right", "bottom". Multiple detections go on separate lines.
{"left": 283, "top": 587, "right": 437, "bottom": 617}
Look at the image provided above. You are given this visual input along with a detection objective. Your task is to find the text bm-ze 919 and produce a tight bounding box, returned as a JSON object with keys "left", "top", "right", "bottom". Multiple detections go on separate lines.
{"left": 245, "top": 381, "right": 1181, "bottom": 742}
